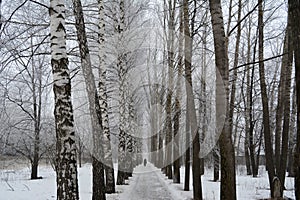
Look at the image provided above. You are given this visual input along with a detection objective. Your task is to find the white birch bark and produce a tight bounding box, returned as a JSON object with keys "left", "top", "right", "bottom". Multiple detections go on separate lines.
{"left": 97, "top": 0, "right": 116, "bottom": 194}
{"left": 116, "top": 0, "right": 128, "bottom": 185}
{"left": 49, "top": 0, "right": 79, "bottom": 199}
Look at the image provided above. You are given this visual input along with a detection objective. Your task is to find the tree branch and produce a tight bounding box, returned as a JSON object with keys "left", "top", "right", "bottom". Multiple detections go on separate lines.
{"left": 228, "top": 2, "right": 259, "bottom": 37}
{"left": 230, "top": 53, "right": 285, "bottom": 72}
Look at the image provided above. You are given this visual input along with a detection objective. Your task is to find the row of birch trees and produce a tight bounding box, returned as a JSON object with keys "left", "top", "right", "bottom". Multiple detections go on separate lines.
{"left": 1, "top": 0, "right": 300, "bottom": 200}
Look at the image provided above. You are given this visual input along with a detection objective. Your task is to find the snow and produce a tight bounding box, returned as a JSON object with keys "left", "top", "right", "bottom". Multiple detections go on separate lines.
{"left": 158, "top": 165, "right": 295, "bottom": 200}
{"left": 0, "top": 163, "right": 295, "bottom": 200}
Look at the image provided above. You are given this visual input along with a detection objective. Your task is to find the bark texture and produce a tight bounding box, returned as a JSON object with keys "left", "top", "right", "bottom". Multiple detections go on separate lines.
{"left": 258, "top": 0, "right": 275, "bottom": 197}
{"left": 97, "top": 0, "right": 115, "bottom": 193}
{"left": 72, "top": 0, "right": 107, "bottom": 199}
{"left": 289, "top": 0, "right": 300, "bottom": 199}
{"left": 184, "top": 0, "right": 202, "bottom": 198}
{"left": 116, "top": 0, "right": 127, "bottom": 186}
{"left": 209, "top": 0, "right": 236, "bottom": 199}
{"left": 49, "top": 1, "right": 79, "bottom": 199}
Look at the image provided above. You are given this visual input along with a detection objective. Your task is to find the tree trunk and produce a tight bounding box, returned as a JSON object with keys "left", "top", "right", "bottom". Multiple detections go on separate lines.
{"left": 288, "top": 84, "right": 296, "bottom": 177}
{"left": 173, "top": 97, "right": 180, "bottom": 183}
{"left": 183, "top": 0, "right": 190, "bottom": 192}
{"left": 116, "top": 0, "right": 128, "bottom": 186}
{"left": 163, "top": 0, "right": 176, "bottom": 180}
{"left": 288, "top": 0, "right": 300, "bottom": 199}
{"left": 116, "top": 59, "right": 127, "bottom": 185}
{"left": 31, "top": 95, "right": 40, "bottom": 179}
{"left": 209, "top": 0, "right": 236, "bottom": 199}
{"left": 244, "top": 17, "right": 252, "bottom": 176}
{"left": 184, "top": 0, "right": 203, "bottom": 199}
{"left": 184, "top": 107, "right": 191, "bottom": 190}
{"left": 213, "top": 146, "right": 220, "bottom": 182}
{"left": 49, "top": 1, "right": 79, "bottom": 199}
{"left": 244, "top": 130, "right": 252, "bottom": 175}
{"left": 228, "top": 0, "right": 242, "bottom": 143}
{"left": 31, "top": 36, "right": 42, "bottom": 180}
{"left": 258, "top": 0, "right": 275, "bottom": 197}
{"left": 249, "top": 36, "right": 259, "bottom": 177}
{"left": 278, "top": 25, "right": 293, "bottom": 196}
{"left": 72, "top": 0, "right": 107, "bottom": 199}
{"left": 172, "top": 5, "right": 184, "bottom": 184}
{"left": 199, "top": 8, "right": 208, "bottom": 177}
{"left": 97, "top": 0, "right": 115, "bottom": 193}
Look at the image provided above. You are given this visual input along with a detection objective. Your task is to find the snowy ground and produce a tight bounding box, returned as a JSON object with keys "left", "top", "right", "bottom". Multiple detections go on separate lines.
{"left": 0, "top": 162, "right": 295, "bottom": 200}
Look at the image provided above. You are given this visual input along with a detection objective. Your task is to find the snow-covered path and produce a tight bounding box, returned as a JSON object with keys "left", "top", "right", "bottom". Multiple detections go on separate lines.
{"left": 118, "top": 164, "right": 175, "bottom": 200}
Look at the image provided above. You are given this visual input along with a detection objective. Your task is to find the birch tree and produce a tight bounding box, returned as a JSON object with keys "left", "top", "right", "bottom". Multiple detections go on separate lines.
{"left": 172, "top": 2, "right": 183, "bottom": 184}
{"left": 72, "top": 0, "right": 108, "bottom": 198}
{"left": 97, "top": 0, "right": 115, "bottom": 194}
{"left": 49, "top": 0, "right": 79, "bottom": 199}
{"left": 116, "top": 0, "right": 128, "bottom": 185}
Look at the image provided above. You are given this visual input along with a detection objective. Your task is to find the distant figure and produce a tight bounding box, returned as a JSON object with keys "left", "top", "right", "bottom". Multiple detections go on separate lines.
{"left": 143, "top": 158, "right": 147, "bottom": 166}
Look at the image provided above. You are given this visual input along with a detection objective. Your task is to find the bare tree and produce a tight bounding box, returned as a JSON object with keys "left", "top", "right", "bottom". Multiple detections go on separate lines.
{"left": 184, "top": 0, "right": 203, "bottom": 199}
{"left": 288, "top": 0, "right": 300, "bottom": 199}
{"left": 257, "top": 0, "right": 276, "bottom": 197}
{"left": 209, "top": 0, "right": 236, "bottom": 199}
{"left": 277, "top": 25, "right": 293, "bottom": 197}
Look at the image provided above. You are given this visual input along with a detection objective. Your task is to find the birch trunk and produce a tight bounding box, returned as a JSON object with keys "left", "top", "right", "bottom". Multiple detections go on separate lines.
{"left": 49, "top": 0, "right": 79, "bottom": 199}
{"left": 116, "top": 0, "right": 128, "bottom": 185}
{"left": 172, "top": 3, "right": 183, "bottom": 184}
{"left": 72, "top": 0, "right": 106, "bottom": 199}
{"left": 163, "top": 0, "right": 176, "bottom": 180}
{"left": 97, "top": 0, "right": 115, "bottom": 193}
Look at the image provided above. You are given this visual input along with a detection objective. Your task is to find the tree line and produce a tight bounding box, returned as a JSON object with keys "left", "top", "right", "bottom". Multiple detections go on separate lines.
{"left": 0, "top": 0, "right": 300, "bottom": 200}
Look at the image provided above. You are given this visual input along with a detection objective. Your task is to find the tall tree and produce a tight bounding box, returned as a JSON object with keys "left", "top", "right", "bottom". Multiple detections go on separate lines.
{"left": 116, "top": 0, "right": 128, "bottom": 185}
{"left": 289, "top": 0, "right": 300, "bottom": 199}
{"left": 164, "top": 0, "right": 176, "bottom": 180}
{"left": 72, "top": 0, "right": 106, "bottom": 199}
{"left": 30, "top": 48, "right": 43, "bottom": 180}
{"left": 257, "top": 0, "right": 275, "bottom": 197}
{"left": 173, "top": 2, "right": 183, "bottom": 184}
{"left": 49, "top": 0, "right": 79, "bottom": 199}
{"left": 209, "top": 0, "right": 236, "bottom": 199}
{"left": 183, "top": 0, "right": 190, "bottom": 191}
{"left": 277, "top": 25, "right": 293, "bottom": 197}
{"left": 184, "top": 0, "right": 203, "bottom": 199}
{"left": 228, "top": 0, "right": 242, "bottom": 146}
{"left": 97, "top": 0, "right": 115, "bottom": 194}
